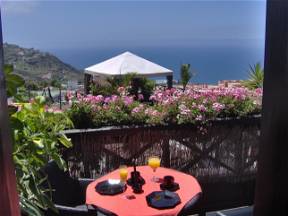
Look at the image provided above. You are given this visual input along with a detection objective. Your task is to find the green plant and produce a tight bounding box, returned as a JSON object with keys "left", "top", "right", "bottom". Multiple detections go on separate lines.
{"left": 90, "top": 73, "right": 155, "bottom": 100}
{"left": 4, "top": 64, "right": 25, "bottom": 97}
{"left": 10, "top": 96, "right": 73, "bottom": 215}
{"left": 180, "top": 64, "right": 194, "bottom": 91}
{"left": 68, "top": 102, "right": 95, "bottom": 129}
{"left": 90, "top": 81, "right": 118, "bottom": 96}
{"left": 14, "top": 86, "right": 37, "bottom": 102}
{"left": 25, "top": 81, "right": 41, "bottom": 91}
{"left": 128, "top": 76, "right": 155, "bottom": 101}
{"left": 50, "top": 79, "right": 62, "bottom": 88}
{"left": 106, "top": 73, "right": 137, "bottom": 89}
{"left": 242, "top": 63, "right": 264, "bottom": 90}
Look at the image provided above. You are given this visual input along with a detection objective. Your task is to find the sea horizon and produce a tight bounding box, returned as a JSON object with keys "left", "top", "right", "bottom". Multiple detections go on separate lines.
{"left": 48, "top": 44, "right": 265, "bottom": 85}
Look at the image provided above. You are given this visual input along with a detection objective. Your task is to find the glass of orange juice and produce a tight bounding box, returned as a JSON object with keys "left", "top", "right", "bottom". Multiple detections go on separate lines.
{"left": 148, "top": 156, "right": 161, "bottom": 182}
{"left": 119, "top": 165, "right": 128, "bottom": 183}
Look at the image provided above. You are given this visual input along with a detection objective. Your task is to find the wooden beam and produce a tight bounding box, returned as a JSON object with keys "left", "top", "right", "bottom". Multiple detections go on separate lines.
{"left": 254, "top": 1, "right": 288, "bottom": 215}
{"left": 0, "top": 10, "right": 20, "bottom": 216}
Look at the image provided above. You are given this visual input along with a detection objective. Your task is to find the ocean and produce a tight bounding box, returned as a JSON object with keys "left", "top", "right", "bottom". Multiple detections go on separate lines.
{"left": 50, "top": 45, "right": 265, "bottom": 84}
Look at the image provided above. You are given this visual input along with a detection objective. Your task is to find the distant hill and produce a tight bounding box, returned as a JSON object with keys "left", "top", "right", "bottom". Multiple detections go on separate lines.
{"left": 3, "top": 43, "right": 82, "bottom": 83}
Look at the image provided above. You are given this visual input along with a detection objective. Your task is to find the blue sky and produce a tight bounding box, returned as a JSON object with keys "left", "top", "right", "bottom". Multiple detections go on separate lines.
{"left": 1, "top": 0, "right": 266, "bottom": 50}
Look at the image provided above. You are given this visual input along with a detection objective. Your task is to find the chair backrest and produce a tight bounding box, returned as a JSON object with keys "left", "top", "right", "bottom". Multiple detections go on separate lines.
{"left": 178, "top": 192, "right": 202, "bottom": 216}
{"left": 41, "top": 161, "right": 82, "bottom": 206}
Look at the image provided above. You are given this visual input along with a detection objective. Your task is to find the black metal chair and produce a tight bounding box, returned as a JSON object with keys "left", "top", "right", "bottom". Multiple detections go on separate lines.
{"left": 41, "top": 161, "right": 97, "bottom": 216}
{"left": 178, "top": 192, "right": 202, "bottom": 216}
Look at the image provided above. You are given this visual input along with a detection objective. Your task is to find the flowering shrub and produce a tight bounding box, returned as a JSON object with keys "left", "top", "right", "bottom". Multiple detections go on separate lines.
{"left": 67, "top": 86, "right": 262, "bottom": 129}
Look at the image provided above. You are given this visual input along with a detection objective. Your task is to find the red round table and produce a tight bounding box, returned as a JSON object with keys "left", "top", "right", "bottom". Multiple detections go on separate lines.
{"left": 86, "top": 166, "right": 202, "bottom": 216}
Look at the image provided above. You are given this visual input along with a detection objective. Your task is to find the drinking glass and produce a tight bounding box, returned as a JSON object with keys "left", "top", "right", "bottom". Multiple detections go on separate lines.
{"left": 148, "top": 156, "right": 161, "bottom": 182}
{"left": 119, "top": 165, "right": 128, "bottom": 183}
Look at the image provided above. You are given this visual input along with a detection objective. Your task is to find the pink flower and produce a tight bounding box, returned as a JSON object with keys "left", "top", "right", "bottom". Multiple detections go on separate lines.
{"left": 179, "top": 104, "right": 191, "bottom": 115}
{"left": 132, "top": 107, "right": 141, "bottom": 114}
{"left": 124, "top": 96, "right": 133, "bottom": 106}
{"left": 104, "top": 97, "right": 111, "bottom": 103}
{"left": 95, "top": 95, "right": 104, "bottom": 102}
{"left": 117, "top": 86, "right": 125, "bottom": 93}
{"left": 212, "top": 102, "right": 225, "bottom": 112}
{"left": 144, "top": 108, "right": 159, "bottom": 116}
{"left": 255, "top": 88, "right": 263, "bottom": 96}
{"left": 195, "top": 115, "right": 203, "bottom": 121}
{"left": 165, "top": 89, "right": 171, "bottom": 95}
{"left": 65, "top": 91, "right": 73, "bottom": 101}
{"left": 149, "top": 95, "right": 156, "bottom": 101}
{"left": 151, "top": 110, "right": 159, "bottom": 116}
{"left": 111, "top": 95, "right": 119, "bottom": 102}
{"left": 198, "top": 104, "right": 207, "bottom": 112}
{"left": 170, "top": 88, "right": 176, "bottom": 94}
{"left": 138, "top": 94, "right": 144, "bottom": 100}
{"left": 76, "top": 92, "right": 83, "bottom": 100}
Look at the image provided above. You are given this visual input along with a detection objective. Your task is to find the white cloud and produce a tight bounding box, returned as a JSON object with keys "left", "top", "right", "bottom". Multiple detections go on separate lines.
{"left": 1, "top": 1, "right": 39, "bottom": 15}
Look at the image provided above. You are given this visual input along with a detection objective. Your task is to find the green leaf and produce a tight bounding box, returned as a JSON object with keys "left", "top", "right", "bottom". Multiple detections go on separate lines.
{"left": 34, "top": 96, "right": 46, "bottom": 106}
{"left": 33, "top": 138, "right": 44, "bottom": 148}
{"left": 4, "top": 64, "right": 13, "bottom": 74}
{"left": 20, "top": 196, "right": 43, "bottom": 216}
{"left": 58, "top": 134, "right": 72, "bottom": 148}
{"left": 8, "top": 105, "right": 18, "bottom": 115}
{"left": 242, "top": 62, "right": 264, "bottom": 90}
{"left": 10, "top": 116, "right": 24, "bottom": 130}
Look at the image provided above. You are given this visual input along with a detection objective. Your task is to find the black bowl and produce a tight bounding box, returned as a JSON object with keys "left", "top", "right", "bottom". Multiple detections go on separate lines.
{"left": 163, "top": 175, "right": 175, "bottom": 185}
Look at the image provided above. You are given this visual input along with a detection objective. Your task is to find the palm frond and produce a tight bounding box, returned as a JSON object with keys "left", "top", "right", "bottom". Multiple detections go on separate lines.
{"left": 242, "top": 62, "right": 264, "bottom": 89}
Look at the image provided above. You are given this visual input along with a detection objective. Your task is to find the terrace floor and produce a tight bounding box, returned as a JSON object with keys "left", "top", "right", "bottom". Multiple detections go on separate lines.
{"left": 96, "top": 206, "right": 253, "bottom": 216}
{"left": 193, "top": 206, "right": 253, "bottom": 216}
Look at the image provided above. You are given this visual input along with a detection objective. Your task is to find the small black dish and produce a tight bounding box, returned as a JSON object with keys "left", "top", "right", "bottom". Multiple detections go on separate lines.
{"left": 160, "top": 176, "right": 180, "bottom": 192}
{"left": 160, "top": 182, "right": 180, "bottom": 192}
{"left": 146, "top": 191, "right": 181, "bottom": 209}
{"left": 95, "top": 179, "right": 127, "bottom": 195}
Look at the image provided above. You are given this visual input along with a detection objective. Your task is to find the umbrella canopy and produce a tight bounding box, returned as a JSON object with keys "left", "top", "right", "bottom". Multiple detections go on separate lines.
{"left": 84, "top": 51, "right": 173, "bottom": 77}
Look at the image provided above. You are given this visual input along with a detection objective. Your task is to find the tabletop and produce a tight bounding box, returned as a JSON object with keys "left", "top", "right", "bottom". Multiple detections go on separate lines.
{"left": 86, "top": 166, "right": 202, "bottom": 216}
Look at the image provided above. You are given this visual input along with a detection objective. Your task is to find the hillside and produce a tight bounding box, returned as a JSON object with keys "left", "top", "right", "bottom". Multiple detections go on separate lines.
{"left": 3, "top": 43, "right": 82, "bottom": 83}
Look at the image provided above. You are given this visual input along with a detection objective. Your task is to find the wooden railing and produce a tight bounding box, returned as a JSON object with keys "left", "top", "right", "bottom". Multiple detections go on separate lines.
{"left": 63, "top": 115, "right": 260, "bottom": 214}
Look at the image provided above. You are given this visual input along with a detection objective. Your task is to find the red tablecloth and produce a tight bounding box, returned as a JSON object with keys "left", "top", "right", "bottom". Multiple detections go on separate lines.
{"left": 86, "top": 166, "right": 201, "bottom": 216}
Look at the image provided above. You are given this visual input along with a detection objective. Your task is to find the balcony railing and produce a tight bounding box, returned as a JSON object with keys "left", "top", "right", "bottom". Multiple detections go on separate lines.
{"left": 63, "top": 115, "right": 260, "bottom": 214}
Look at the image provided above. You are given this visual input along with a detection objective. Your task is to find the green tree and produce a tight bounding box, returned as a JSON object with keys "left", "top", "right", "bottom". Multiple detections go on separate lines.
{"left": 50, "top": 79, "right": 62, "bottom": 88}
{"left": 242, "top": 63, "right": 264, "bottom": 90}
{"left": 180, "top": 64, "right": 194, "bottom": 91}
{"left": 25, "top": 81, "right": 41, "bottom": 91}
